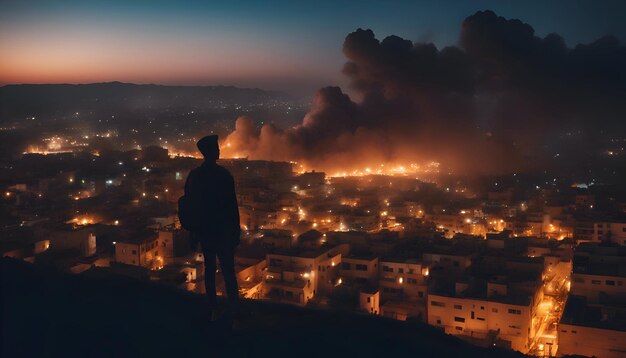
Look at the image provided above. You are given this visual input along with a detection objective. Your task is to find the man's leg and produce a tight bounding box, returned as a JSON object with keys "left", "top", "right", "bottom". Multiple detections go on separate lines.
{"left": 216, "top": 244, "right": 239, "bottom": 307}
{"left": 202, "top": 244, "right": 217, "bottom": 307}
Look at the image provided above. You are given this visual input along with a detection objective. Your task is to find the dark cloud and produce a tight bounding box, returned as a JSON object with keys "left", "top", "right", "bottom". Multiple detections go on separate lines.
{"left": 224, "top": 10, "right": 626, "bottom": 175}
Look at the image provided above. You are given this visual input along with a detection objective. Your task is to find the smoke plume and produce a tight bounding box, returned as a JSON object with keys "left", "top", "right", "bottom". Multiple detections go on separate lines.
{"left": 222, "top": 10, "right": 626, "bottom": 175}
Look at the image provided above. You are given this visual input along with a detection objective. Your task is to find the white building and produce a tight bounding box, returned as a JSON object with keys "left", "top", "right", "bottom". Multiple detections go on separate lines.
{"left": 262, "top": 244, "right": 348, "bottom": 304}
{"left": 559, "top": 243, "right": 626, "bottom": 357}
{"left": 428, "top": 275, "right": 543, "bottom": 353}
{"left": 115, "top": 233, "right": 162, "bottom": 269}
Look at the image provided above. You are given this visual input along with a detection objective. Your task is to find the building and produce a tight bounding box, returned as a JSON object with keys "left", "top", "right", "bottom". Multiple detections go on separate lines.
{"left": 262, "top": 245, "right": 348, "bottom": 304}
{"left": 428, "top": 269, "right": 543, "bottom": 353}
{"left": 359, "top": 288, "right": 380, "bottom": 315}
{"left": 46, "top": 225, "right": 97, "bottom": 257}
{"left": 115, "top": 232, "right": 162, "bottom": 269}
{"left": 424, "top": 213, "right": 465, "bottom": 238}
{"left": 340, "top": 255, "right": 379, "bottom": 285}
{"left": 379, "top": 259, "right": 429, "bottom": 302}
{"left": 156, "top": 227, "right": 186, "bottom": 265}
{"left": 558, "top": 295, "right": 626, "bottom": 358}
{"left": 570, "top": 243, "right": 626, "bottom": 304}
{"left": 234, "top": 257, "right": 266, "bottom": 299}
{"left": 558, "top": 243, "right": 626, "bottom": 357}
{"left": 593, "top": 221, "right": 626, "bottom": 246}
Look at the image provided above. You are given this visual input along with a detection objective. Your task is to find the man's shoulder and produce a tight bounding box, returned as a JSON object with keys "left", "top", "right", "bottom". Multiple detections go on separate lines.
{"left": 188, "top": 166, "right": 203, "bottom": 179}
{"left": 200, "top": 163, "right": 234, "bottom": 180}
{"left": 213, "top": 164, "right": 234, "bottom": 178}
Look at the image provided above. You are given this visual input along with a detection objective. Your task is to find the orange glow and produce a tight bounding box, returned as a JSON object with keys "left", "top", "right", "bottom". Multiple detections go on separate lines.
{"left": 67, "top": 215, "right": 100, "bottom": 226}
{"left": 320, "top": 162, "right": 440, "bottom": 178}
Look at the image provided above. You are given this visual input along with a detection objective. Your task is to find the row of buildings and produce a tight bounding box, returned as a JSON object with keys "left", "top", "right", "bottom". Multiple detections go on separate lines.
{"left": 3, "top": 150, "right": 626, "bottom": 357}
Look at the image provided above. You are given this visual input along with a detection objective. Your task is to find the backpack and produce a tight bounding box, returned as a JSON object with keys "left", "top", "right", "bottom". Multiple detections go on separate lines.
{"left": 178, "top": 167, "right": 208, "bottom": 232}
{"left": 178, "top": 195, "right": 202, "bottom": 231}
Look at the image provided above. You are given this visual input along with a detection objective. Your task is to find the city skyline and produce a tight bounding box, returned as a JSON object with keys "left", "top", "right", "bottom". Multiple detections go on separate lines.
{"left": 2, "top": 2, "right": 626, "bottom": 357}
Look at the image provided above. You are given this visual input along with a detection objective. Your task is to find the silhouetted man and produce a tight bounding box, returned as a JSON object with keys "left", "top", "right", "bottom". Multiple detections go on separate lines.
{"left": 184, "top": 135, "right": 240, "bottom": 316}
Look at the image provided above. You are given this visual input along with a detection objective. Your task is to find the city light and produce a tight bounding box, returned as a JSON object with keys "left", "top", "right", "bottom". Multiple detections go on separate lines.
{"left": 2, "top": 4, "right": 623, "bottom": 357}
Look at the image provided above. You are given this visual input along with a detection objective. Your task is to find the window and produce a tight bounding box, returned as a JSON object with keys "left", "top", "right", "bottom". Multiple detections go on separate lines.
{"left": 471, "top": 311, "right": 475, "bottom": 319}
{"left": 573, "top": 277, "right": 584, "bottom": 283}
{"left": 356, "top": 264, "right": 367, "bottom": 271}
{"left": 431, "top": 301, "right": 445, "bottom": 307}
{"left": 591, "top": 280, "right": 601, "bottom": 284}
{"left": 132, "top": 250, "right": 137, "bottom": 255}
{"left": 492, "top": 308, "right": 498, "bottom": 313}
{"left": 407, "top": 278, "right": 417, "bottom": 284}
{"left": 399, "top": 268, "right": 404, "bottom": 274}
{"left": 383, "top": 266, "right": 393, "bottom": 272}
{"left": 455, "top": 326, "right": 463, "bottom": 331}
{"left": 408, "top": 269, "right": 415, "bottom": 274}
{"left": 454, "top": 317, "right": 465, "bottom": 323}
{"left": 162, "top": 242, "right": 166, "bottom": 247}
{"left": 367, "top": 297, "right": 371, "bottom": 303}
{"left": 508, "top": 325, "right": 520, "bottom": 329}
{"left": 342, "top": 263, "right": 351, "bottom": 270}
{"left": 477, "top": 317, "right": 485, "bottom": 321}
{"left": 606, "top": 280, "right": 615, "bottom": 286}
{"left": 480, "top": 306, "right": 484, "bottom": 310}
{"left": 572, "top": 330, "right": 577, "bottom": 334}
{"left": 508, "top": 309, "right": 522, "bottom": 315}
{"left": 418, "top": 291, "right": 424, "bottom": 298}
{"left": 454, "top": 304, "right": 463, "bottom": 310}
{"left": 436, "top": 319, "right": 441, "bottom": 324}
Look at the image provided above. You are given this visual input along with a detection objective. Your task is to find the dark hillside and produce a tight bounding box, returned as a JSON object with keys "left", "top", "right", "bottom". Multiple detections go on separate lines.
{"left": 2, "top": 258, "right": 525, "bottom": 357}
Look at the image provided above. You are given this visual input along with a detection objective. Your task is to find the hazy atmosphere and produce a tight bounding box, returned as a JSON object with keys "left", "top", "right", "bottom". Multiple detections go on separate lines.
{"left": 2, "top": 2, "right": 626, "bottom": 358}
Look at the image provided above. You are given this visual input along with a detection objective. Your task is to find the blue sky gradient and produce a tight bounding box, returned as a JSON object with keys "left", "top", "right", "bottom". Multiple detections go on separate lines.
{"left": 1, "top": 0, "right": 625, "bottom": 93}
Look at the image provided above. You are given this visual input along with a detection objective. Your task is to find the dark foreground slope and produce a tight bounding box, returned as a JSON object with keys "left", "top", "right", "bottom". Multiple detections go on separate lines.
{"left": 2, "top": 258, "right": 524, "bottom": 358}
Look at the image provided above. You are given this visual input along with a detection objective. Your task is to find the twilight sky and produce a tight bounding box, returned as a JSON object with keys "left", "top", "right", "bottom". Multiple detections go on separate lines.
{"left": 1, "top": 0, "right": 625, "bottom": 94}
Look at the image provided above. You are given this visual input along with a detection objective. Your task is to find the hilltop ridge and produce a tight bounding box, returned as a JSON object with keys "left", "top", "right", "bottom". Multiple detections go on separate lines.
{"left": 1, "top": 258, "right": 526, "bottom": 357}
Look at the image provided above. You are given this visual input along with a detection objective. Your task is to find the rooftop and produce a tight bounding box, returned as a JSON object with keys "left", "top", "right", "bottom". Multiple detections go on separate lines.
{"left": 560, "top": 295, "right": 626, "bottom": 331}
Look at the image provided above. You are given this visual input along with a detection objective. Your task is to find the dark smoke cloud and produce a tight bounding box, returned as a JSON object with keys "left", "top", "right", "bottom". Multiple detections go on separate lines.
{"left": 223, "top": 10, "right": 626, "bottom": 175}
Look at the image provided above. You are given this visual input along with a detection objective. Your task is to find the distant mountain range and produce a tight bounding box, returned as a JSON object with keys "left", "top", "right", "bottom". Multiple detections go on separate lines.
{"left": 0, "top": 82, "right": 288, "bottom": 120}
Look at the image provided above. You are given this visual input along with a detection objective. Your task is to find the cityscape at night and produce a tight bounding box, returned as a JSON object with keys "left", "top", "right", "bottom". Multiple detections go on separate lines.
{"left": 2, "top": 1, "right": 626, "bottom": 357}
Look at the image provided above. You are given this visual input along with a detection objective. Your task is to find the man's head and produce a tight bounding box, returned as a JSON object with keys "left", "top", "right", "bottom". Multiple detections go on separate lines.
{"left": 197, "top": 135, "right": 220, "bottom": 161}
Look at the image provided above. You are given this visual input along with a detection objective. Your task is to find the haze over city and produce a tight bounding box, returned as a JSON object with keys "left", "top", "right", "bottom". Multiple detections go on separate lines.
{"left": 2, "top": 1, "right": 626, "bottom": 358}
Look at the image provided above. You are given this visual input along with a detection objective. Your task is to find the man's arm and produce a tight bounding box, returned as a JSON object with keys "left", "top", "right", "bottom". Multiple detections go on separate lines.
{"left": 226, "top": 174, "right": 241, "bottom": 245}
{"left": 184, "top": 169, "right": 195, "bottom": 196}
